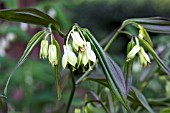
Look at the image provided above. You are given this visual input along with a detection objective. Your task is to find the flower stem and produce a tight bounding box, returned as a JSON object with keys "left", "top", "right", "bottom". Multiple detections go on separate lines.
{"left": 104, "top": 25, "right": 124, "bottom": 51}
{"left": 65, "top": 70, "right": 76, "bottom": 113}
{"left": 104, "top": 20, "right": 133, "bottom": 51}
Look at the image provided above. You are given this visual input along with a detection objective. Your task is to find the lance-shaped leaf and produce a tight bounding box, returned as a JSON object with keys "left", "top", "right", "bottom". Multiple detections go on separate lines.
{"left": 52, "top": 35, "right": 61, "bottom": 99}
{"left": 160, "top": 108, "right": 170, "bottom": 113}
{"left": 4, "top": 31, "right": 45, "bottom": 96}
{"left": 0, "top": 8, "right": 63, "bottom": 35}
{"left": 124, "top": 61, "right": 133, "bottom": 95}
{"left": 82, "top": 28, "right": 130, "bottom": 112}
{"left": 125, "top": 17, "right": 170, "bottom": 33}
{"left": 139, "top": 38, "right": 170, "bottom": 76}
{"left": 128, "top": 87, "right": 155, "bottom": 113}
{"left": 108, "top": 57, "right": 127, "bottom": 96}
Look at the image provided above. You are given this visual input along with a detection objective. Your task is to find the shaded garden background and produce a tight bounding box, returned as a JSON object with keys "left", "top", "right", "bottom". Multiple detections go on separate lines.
{"left": 0, "top": 0, "right": 170, "bottom": 113}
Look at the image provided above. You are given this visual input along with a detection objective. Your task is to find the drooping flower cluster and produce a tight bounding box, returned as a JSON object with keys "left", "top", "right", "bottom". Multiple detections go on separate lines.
{"left": 62, "top": 28, "right": 96, "bottom": 71}
{"left": 39, "top": 33, "right": 59, "bottom": 67}
{"left": 126, "top": 26, "right": 151, "bottom": 67}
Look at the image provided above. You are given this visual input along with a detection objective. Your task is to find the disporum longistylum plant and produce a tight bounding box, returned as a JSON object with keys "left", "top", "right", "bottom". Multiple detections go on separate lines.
{"left": 0, "top": 8, "right": 170, "bottom": 113}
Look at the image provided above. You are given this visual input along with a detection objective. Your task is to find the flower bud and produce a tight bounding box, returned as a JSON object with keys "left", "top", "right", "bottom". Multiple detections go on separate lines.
{"left": 71, "top": 31, "right": 85, "bottom": 47}
{"left": 138, "top": 47, "right": 150, "bottom": 67}
{"left": 126, "top": 39, "right": 135, "bottom": 54}
{"left": 40, "top": 39, "right": 48, "bottom": 59}
{"left": 48, "top": 44, "right": 57, "bottom": 67}
{"left": 138, "top": 25, "right": 145, "bottom": 39}
{"left": 126, "top": 45, "right": 140, "bottom": 62}
{"left": 140, "top": 47, "right": 150, "bottom": 63}
{"left": 138, "top": 52, "right": 147, "bottom": 67}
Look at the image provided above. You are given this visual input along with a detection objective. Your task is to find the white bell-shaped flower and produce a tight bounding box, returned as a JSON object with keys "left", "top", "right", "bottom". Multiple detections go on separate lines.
{"left": 138, "top": 47, "right": 150, "bottom": 67}
{"left": 62, "top": 45, "right": 77, "bottom": 68}
{"left": 85, "top": 42, "right": 96, "bottom": 63}
{"left": 40, "top": 39, "right": 48, "bottom": 59}
{"left": 126, "top": 45, "right": 140, "bottom": 62}
{"left": 71, "top": 31, "right": 85, "bottom": 47}
{"left": 48, "top": 44, "right": 57, "bottom": 67}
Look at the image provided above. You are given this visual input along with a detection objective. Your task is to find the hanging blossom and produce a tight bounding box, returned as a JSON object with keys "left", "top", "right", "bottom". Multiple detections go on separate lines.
{"left": 126, "top": 35, "right": 151, "bottom": 67}
{"left": 40, "top": 39, "right": 48, "bottom": 59}
{"left": 126, "top": 37, "right": 140, "bottom": 62}
{"left": 62, "top": 45, "right": 77, "bottom": 68}
{"left": 39, "top": 32, "right": 60, "bottom": 67}
{"left": 138, "top": 47, "right": 151, "bottom": 67}
{"left": 62, "top": 28, "right": 96, "bottom": 71}
{"left": 48, "top": 44, "right": 58, "bottom": 67}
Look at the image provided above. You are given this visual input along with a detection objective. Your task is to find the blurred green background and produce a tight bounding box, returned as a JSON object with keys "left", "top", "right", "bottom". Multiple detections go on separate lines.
{"left": 0, "top": 0, "right": 170, "bottom": 113}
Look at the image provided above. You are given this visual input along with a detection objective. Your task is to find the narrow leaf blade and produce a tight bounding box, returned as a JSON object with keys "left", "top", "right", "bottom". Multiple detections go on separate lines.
{"left": 4, "top": 31, "right": 45, "bottom": 95}
{"left": 128, "top": 87, "right": 155, "bottom": 113}
{"left": 52, "top": 37, "right": 61, "bottom": 99}
{"left": 82, "top": 28, "right": 130, "bottom": 111}
{"left": 108, "top": 57, "right": 127, "bottom": 96}
{"left": 0, "top": 8, "right": 61, "bottom": 34}
{"left": 139, "top": 38, "right": 170, "bottom": 76}
{"left": 126, "top": 17, "right": 170, "bottom": 33}
{"left": 124, "top": 61, "right": 133, "bottom": 95}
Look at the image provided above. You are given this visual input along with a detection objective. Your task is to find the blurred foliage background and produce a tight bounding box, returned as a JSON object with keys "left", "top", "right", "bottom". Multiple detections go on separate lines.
{"left": 0, "top": 0, "right": 170, "bottom": 113}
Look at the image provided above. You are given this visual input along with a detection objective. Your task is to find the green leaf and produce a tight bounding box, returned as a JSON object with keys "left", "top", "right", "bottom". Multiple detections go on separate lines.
{"left": 108, "top": 57, "right": 127, "bottom": 96}
{"left": 125, "top": 17, "right": 170, "bottom": 33}
{"left": 139, "top": 38, "right": 170, "bottom": 76}
{"left": 20, "top": 31, "right": 45, "bottom": 63}
{"left": 0, "top": 97, "right": 8, "bottom": 113}
{"left": 0, "top": 8, "right": 63, "bottom": 36}
{"left": 82, "top": 28, "right": 130, "bottom": 112}
{"left": 124, "top": 61, "right": 133, "bottom": 95}
{"left": 4, "top": 31, "right": 45, "bottom": 96}
{"left": 160, "top": 108, "right": 170, "bottom": 113}
{"left": 128, "top": 87, "right": 155, "bottom": 113}
{"left": 52, "top": 36, "right": 61, "bottom": 99}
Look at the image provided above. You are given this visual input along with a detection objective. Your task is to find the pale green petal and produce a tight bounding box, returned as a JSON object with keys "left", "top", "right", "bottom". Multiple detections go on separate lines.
{"left": 72, "top": 41, "right": 79, "bottom": 51}
{"left": 40, "top": 39, "right": 48, "bottom": 59}
{"left": 82, "top": 51, "right": 89, "bottom": 66}
{"left": 62, "top": 52, "right": 68, "bottom": 68}
{"left": 140, "top": 47, "right": 150, "bottom": 63}
{"left": 48, "top": 44, "right": 57, "bottom": 67}
{"left": 67, "top": 46, "right": 77, "bottom": 67}
{"left": 138, "top": 52, "right": 144, "bottom": 65}
{"left": 71, "top": 31, "right": 84, "bottom": 47}
{"left": 77, "top": 52, "right": 83, "bottom": 67}
{"left": 86, "top": 42, "right": 96, "bottom": 62}
{"left": 127, "top": 45, "right": 140, "bottom": 61}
